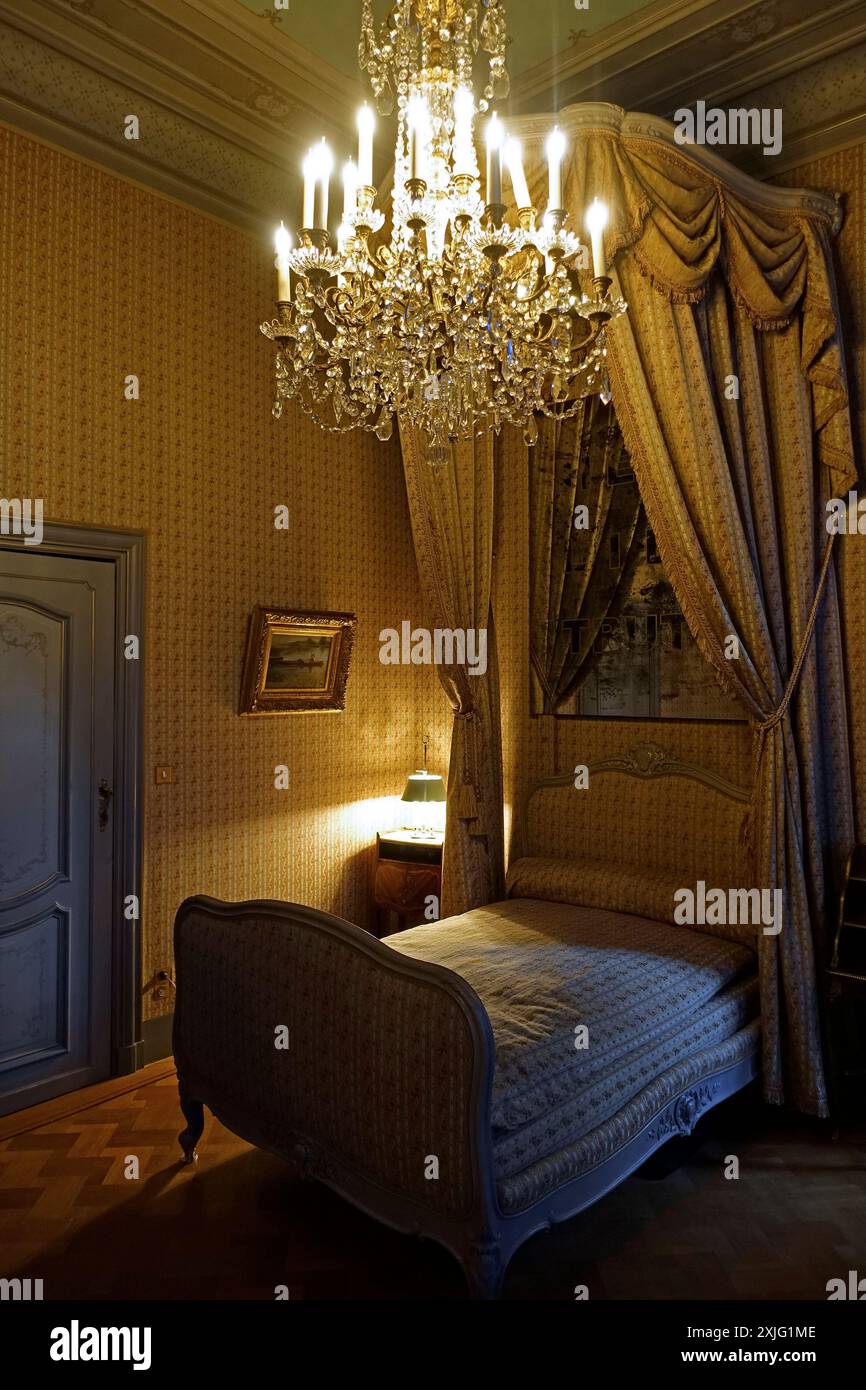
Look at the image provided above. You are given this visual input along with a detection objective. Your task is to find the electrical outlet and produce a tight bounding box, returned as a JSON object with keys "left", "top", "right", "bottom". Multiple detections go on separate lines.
{"left": 155, "top": 766, "right": 173, "bottom": 785}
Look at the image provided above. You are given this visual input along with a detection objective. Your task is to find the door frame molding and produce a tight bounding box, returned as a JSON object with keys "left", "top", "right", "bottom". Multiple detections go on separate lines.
{"left": 0, "top": 523, "right": 145, "bottom": 1075}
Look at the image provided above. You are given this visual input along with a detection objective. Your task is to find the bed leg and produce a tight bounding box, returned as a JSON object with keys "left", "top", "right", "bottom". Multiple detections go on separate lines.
{"left": 464, "top": 1238, "right": 505, "bottom": 1300}
{"left": 178, "top": 1094, "right": 204, "bottom": 1165}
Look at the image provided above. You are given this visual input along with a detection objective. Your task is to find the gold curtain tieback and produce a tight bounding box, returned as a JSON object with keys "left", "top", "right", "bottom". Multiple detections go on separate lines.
{"left": 530, "top": 647, "right": 557, "bottom": 709}
{"left": 742, "top": 532, "right": 836, "bottom": 857}
{"left": 751, "top": 531, "right": 837, "bottom": 770}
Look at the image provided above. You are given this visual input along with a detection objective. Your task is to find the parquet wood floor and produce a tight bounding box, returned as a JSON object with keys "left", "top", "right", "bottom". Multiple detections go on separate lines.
{"left": 1, "top": 1068, "right": 864, "bottom": 1300}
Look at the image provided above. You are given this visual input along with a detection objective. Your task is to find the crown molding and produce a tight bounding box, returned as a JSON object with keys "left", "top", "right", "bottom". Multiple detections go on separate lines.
{"left": 513, "top": 0, "right": 864, "bottom": 111}
{"left": 512, "top": 0, "right": 866, "bottom": 183}
{"left": 644, "top": 2, "right": 866, "bottom": 118}
{"left": 514, "top": 0, "right": 726, "bottom": 108}
{"left": 717, "top": 32, "right": 866, "bottom": 177}
{"left": 766, "top": 109, "right": 866, "bottom": 175}
{"left": 0, "top": 0, "right": 366, "bottom": 233}
{"left": 0, "top": 95, "right": 275, "bottom": 235}
{"left": 0, "top": 16, "right": 280, "bottom": 233}
{"left": 0, "top": 0, "right": 361, "bottom": 149}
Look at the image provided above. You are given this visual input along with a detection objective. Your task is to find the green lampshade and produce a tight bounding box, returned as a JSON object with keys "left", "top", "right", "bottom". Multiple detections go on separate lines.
{"left": 401, "top": 770, "right": 446, "bottom": 803}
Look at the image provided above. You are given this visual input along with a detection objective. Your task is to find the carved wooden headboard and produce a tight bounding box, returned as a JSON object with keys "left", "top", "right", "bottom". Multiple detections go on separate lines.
{"left": 516, "top": 742, "right": 753, "bottom": 886}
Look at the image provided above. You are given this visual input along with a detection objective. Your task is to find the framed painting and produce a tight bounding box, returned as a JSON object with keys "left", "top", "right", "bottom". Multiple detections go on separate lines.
{"left": 239, "top": 607, "right": 357, "bottom": 714}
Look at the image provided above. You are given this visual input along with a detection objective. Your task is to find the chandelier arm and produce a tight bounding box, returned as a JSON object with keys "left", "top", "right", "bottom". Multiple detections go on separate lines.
{"left": 504, "top": 262, "right": 564, "bottom": 311}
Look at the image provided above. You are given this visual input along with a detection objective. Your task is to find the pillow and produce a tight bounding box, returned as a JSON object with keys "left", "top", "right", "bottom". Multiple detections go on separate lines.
{"left": 505, "top": 856, "right": 757, "bottom": 946}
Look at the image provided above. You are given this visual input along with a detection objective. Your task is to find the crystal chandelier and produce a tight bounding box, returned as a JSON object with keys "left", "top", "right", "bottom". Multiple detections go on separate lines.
{"left": 261, "top": 0, "right": 626, "bottom": 453}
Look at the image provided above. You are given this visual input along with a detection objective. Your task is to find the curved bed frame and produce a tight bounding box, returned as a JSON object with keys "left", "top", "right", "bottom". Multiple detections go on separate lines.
{"left": 173, "top": 744, "right": 759, "bottom": 1299}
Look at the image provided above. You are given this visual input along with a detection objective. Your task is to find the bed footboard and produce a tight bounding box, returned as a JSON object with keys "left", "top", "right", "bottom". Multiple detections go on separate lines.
{"left": 172, "top": 896, "right": 502, "bottom": 1296}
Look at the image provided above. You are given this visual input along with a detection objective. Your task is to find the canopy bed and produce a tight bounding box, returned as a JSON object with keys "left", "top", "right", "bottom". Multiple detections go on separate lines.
{"left": 173, "top": 745, "right": 758, "bottom": 1299}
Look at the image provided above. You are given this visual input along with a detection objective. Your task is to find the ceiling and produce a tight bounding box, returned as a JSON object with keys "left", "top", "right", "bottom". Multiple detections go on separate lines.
{"left": 236, "top": 0, "right": 658, "bottom": 82}
{"left": 0, "top": 0, "right": 864, "bottom": 233}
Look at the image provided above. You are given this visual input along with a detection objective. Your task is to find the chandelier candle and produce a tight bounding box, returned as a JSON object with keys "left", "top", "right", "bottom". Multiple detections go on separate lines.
{"left": 274, "top": 223, "right": 291, "bottom": 302}
{"left": 342, "top": 159, "right": 358, "bottom": 220}
{"left": 262, "top": 0, "right": 626, "bottom": 449}
{"left": 311, "top": 140, "right": 333, "bottom": 231}
{"left": 586, "top": 197, "right": 609, "bottom": 279}
{"left": 357, "top": 103, "right": 375, "bottom": 187}
{"left": 504, "top": 138, "right": 531, "bottom": 212}
{"left": 302, "top": 150, "right": 316, "bottom": 229}
{"left": 485, "top": 113, "right": 504, "bottom": 209}
{"left": 546, "top": 126, "right": 566, "bottom": 210}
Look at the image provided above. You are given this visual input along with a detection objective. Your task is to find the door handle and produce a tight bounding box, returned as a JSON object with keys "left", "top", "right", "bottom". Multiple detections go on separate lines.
{"left": 98, "top": 779, "right": 114, "bottom": 832}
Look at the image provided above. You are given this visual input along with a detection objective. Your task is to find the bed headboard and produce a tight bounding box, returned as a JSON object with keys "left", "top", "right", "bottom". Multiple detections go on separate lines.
{"left": 516, "top": 742, "right": 753, "bottom": 886}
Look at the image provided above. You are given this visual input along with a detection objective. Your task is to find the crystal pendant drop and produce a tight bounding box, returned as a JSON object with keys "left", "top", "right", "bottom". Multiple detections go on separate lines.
{"left": 374, "top": 409, "right": 394, "bottom": 441}
{"left": 426, "top": 441, "right": 448, "bottom": 468}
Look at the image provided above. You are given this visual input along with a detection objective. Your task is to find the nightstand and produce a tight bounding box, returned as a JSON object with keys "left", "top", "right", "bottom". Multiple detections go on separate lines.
{"left": 372, "top": 829, "right": 443, "bottom": 936}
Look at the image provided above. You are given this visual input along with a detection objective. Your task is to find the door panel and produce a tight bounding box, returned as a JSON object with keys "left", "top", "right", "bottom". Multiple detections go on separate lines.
{"left": 0, "top": 552, "right": 116, "bottom": 1114}
{"left": 0, "top": 906, "right": 69, "bottom": 1065}
{"left": 0, "top": 602, "right": 66, "bottom": 902}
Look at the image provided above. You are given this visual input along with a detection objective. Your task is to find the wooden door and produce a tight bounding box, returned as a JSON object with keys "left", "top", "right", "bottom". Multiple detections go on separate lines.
{"left": 0, "top": 550, "right": 116, "bottom": 1114}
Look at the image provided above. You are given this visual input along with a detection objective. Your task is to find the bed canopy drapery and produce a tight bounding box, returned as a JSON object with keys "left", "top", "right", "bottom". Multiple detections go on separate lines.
{"left": 399, "top": 420, "right": 505, "bottom": 919}
{"left": 528, "top": 395, "right": 643, "bottom": 717}
{"left": 398, "top": 104, "right": 856, "bottom": 1116}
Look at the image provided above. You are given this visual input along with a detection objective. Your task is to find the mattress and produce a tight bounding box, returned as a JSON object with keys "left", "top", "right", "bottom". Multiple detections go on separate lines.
{"left": 386, "top": 896, "right": 759, "bottom": 1199}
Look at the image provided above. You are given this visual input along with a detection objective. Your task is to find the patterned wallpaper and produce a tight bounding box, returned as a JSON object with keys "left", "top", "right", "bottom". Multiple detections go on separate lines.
{"left": 0, "top": 123, "right": 448, "bottom": 1022}
{"left": 771, "top": 141, "right": 866, "bottom": 842}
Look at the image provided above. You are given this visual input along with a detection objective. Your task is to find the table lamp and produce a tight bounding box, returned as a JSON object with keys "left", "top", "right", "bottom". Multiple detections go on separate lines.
{"left": 400, "top": 735, "right": 446, "bottom": 837}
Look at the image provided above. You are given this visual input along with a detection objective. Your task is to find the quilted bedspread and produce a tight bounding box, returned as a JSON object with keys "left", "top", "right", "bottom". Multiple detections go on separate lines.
{"left": 386, "top": 896, "right": 758, "bottom": 1188}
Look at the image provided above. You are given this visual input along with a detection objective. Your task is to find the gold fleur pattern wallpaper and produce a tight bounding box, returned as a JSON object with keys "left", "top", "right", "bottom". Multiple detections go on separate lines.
{"left": 0, "top": 122, "right": 448, "bottom": 1022}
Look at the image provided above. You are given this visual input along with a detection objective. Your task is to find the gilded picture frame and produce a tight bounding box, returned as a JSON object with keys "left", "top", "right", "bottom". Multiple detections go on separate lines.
{"left": 239, "top": 607, "right": 357, "bottom": 714}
